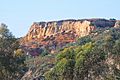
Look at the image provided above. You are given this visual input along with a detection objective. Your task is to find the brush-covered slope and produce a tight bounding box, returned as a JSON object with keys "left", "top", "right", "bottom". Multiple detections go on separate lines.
{"left": 44, "top": 27, "right": 120, "bottom": 80}
{"left": 20, "top": 19, "right": 120, "bottom": 80}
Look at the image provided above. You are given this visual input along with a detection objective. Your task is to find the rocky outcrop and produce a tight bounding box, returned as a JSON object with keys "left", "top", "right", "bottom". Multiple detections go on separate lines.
{"left": 21, "top": 19, "right": 116, "bottom": 53}
{"left": 24, "top": 20, "right": 94, "bottom": 42}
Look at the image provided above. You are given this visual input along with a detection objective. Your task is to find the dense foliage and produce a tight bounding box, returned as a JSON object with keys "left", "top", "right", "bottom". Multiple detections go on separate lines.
{"left": 0, "top": 24, "right": 27, "bottom": 80}
{"left": 45, "top": 27, "right": 120, "bottom": 80}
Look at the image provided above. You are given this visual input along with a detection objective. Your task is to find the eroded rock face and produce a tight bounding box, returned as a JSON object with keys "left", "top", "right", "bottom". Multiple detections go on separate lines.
{"left": 23, "top": 19, "right": 115, "bottom": 42}
{"left": 21, "top": 19, "right": 115, "bottom": 53}
{"left": 25, "top": 20, "right": 93, "bottom": 41}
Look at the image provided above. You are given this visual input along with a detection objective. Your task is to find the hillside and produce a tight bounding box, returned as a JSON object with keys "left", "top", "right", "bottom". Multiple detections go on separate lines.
{"left": 44, "top": 27, "right": 120, "bottom": 80}
{"left": 19, "top": 19, "right": 120, "bottom": 80}
{"left": 0, "top": 20, "right": 120, "bottom": 80}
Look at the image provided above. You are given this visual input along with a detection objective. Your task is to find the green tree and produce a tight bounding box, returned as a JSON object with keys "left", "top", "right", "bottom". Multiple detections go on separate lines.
{"left": 45, "top": 47, "right": 75, "bottom": 80}
{"left": 0, "top": 23, "right": 27, "bottom": 80}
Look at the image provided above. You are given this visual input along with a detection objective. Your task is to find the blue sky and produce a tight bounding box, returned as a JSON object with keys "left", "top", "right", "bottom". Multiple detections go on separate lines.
{"left": 0, "top": 0, "right": 119, "bottom": 37}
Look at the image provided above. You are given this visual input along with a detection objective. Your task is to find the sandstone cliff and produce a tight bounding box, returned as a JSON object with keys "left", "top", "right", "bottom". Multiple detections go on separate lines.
{"left": 21, "top": 19, "right": 116, "bottom": 53}
{"left": 23, "top": 20, "right": 93, "bottom": 42}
